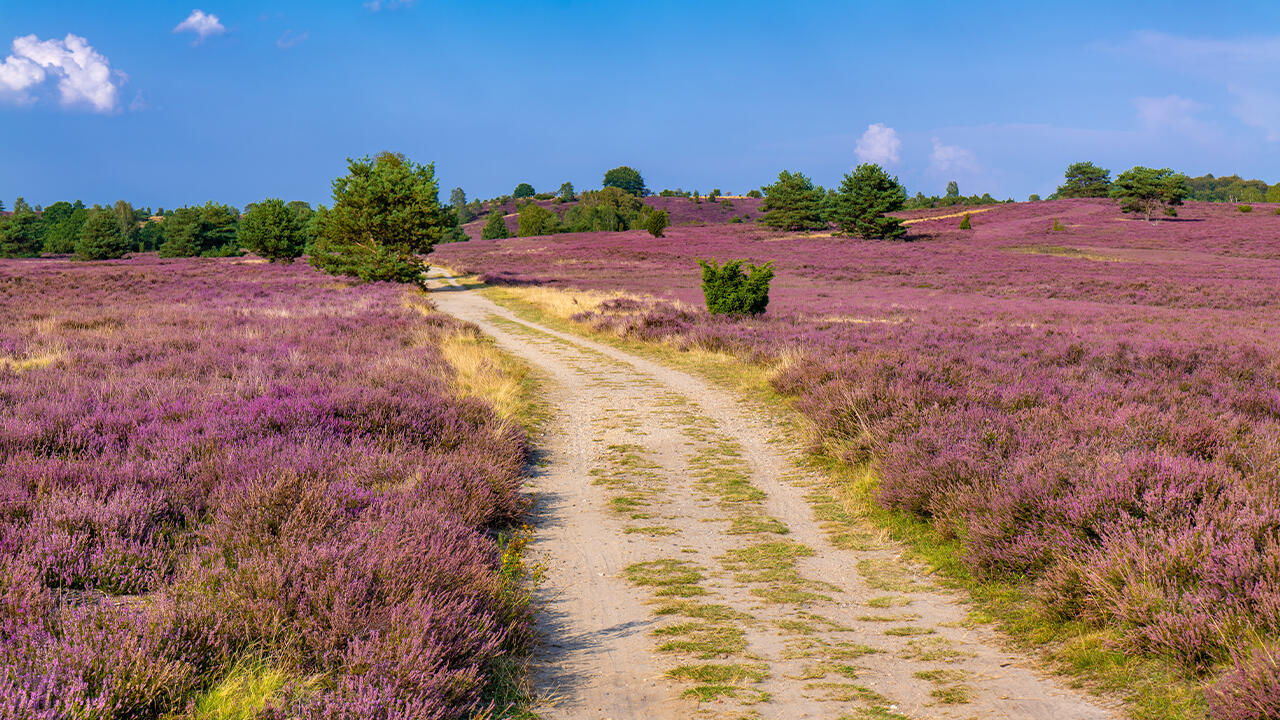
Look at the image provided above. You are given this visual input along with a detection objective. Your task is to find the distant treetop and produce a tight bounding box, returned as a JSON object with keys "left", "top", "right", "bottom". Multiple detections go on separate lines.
{"left": 603, "top": 166, "right": 646, "bottom": 197}
{"left": 1056, "top": 161, "right": 1112, "bottom": 198}
{"left": 513, "top": 183, "right": 535, "bottom": 199}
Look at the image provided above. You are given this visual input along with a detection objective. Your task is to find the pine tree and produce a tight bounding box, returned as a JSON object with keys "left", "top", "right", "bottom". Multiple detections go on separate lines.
{"left": 308, "top": 152, "right": 453, "bottom": 284}
{"left": 0, "top": 203, "right": 42, "bottom": 257}
{"left": 1057, "top": 162, "right": 1112, "bottom": 198}
{"left": 958, "top": 213, "right": 972, "bottom": 230}
{"left": 759, "top": 170, "right": 826, "bottom": 231}
{"left": 75, "top": 206, "right": 132, "bottom": 260}
{"left": 239, "top": 198, "right": 304, "bottom": 262}
{"left": 828, "top": 164, "right": 907, "bottom": 240}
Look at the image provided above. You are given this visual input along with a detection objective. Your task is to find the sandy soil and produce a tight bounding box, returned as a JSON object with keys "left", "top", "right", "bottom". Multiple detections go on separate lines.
{"left": 428, "top": 272, "right": 1117, "bottom": 720}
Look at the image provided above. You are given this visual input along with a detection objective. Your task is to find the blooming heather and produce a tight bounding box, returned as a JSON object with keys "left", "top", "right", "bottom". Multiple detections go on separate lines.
{"left": 438, "top": 198, "right": 1280, "bottom": 715}
{"left": 0, "top": 256, "right": 528, "bottom": 717}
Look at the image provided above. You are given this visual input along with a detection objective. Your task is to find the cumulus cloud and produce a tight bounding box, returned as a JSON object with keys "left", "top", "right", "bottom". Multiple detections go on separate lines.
{"left": 1127, "top": 31, "right": 1280, "bottom": 141}
{"left": 928, "top": 137, "right": 980, "bottom": 175}
{"left": 174, "top": 10, "right": 226, "bottom": 42}
{"left": 0, "top": 34, "right": 123, "bottom": 113}
{"left": 854, "top": 123, "right": 901, "bottom": 165}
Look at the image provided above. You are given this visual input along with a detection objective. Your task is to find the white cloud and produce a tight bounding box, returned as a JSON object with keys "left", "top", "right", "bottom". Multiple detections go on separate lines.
{"left": 364, "top": 0, "right": 414, "bottom": 10}
{"left": 928, "top": 137, "right": 980, "bottom": 176}
{"left": 276, "top": 30, "right": 308, "bottom": 49}
{"left": 1126, "top": 31, "right": 1280, "bottom": 141}
{"left": 853, "top": 123, "right": 901, "bottom": 166}
{"left": 174, "top": 10, "right": 226, "bottom": 42}
{"left": 1133, "top": 94, "right": 1214, "bottom": 141}
{"left": 0, "top": 34, "right": 123, "bottom": 113}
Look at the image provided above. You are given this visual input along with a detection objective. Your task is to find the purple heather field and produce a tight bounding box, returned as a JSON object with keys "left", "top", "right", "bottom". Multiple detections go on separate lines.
{"left": 0, "top": 257, "right": 529, "bottom": 718}
{"left": 437, "top": 198, "right": 1280, "bottom": 713}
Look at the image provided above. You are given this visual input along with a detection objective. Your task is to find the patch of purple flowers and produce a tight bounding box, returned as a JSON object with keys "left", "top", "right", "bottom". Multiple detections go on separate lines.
{"left": 439, "top": 198, "right": 1280, "bottom": 716}
{"left": 0, "top": 256, "right": 529, "bottom": 717}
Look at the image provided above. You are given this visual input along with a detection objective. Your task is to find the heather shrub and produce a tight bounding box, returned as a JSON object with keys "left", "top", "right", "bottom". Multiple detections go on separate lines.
{"left": 698, "top": 259, "right": 773, "bottom": 316}
{"left": 0, "top": 258, "right": 531, "bottom": 716}
{"left": 1207, "top": 643, "right": 1280, "bottom": 720}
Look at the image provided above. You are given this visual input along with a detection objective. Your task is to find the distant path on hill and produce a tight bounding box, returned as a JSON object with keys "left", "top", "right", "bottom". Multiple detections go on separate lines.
{"left": 427, "top": 272, "right": 1116, "bottom": 720}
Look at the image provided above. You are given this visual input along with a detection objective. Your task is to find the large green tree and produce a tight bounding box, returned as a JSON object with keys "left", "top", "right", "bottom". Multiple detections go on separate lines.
{"left": 481, "top": 208, "right": 510, "bottom": 240}
{"left": 828, "top": 164, "right": 907, "bottom": 240}
{"left": 557, "top": 182, "right": 575, "bottom": 202}
{"left": 513, "top": 183, "right": 535, "bottom": 199}
{"left": 1057, "top": 161, "right": 1112, "bottom": 198}
{"left": 1110, "top": 166, "right": 1189, "bottom": 221}
{"left": 603, "top": 166, "right": 646, "bottom": 196}
{"left": 561, "top": 187, "right": 645, "bottom": 232}
{"left": 516, "top": 202, "right": 559, "bottom": 236}
{"left": 113, "top": 200, "right": 141, "bottom": 249}
{"left": 75, "top": 206, "right": 132, "bottom": 260}
{"left": 0, "top": 199, "right": 42, "bottom": 257}
{"left": 40, "top": 201, "right": 87, "bottom": 254}
{"left": 157, "top": 203, "right": 239, "bottom": 257}
{"left": 238, "top": 198, "right": 304, "bottom": 262}
{"left": 759, "top": 170, "right": 826, "bottom": 231}
{"left": 310, "top": 152, "right": 455, "bottom": 284}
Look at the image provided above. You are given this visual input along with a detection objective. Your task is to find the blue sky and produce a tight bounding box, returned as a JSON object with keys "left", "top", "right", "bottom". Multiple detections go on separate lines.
{"left": 2, "top": 1, "right": 1278, "bottom": 209}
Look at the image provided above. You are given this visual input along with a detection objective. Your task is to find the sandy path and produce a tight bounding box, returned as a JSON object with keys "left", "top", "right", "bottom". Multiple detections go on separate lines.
{"left": 428, "top": 273, "right": 1116, "bottom": 720}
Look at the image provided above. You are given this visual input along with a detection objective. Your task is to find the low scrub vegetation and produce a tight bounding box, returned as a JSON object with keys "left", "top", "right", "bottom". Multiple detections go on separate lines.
{"left": 439, "top": 198, "right": 1280, "bottom": 716}
{"left": 0, "top": 258, "right": 531, "bottom": 716}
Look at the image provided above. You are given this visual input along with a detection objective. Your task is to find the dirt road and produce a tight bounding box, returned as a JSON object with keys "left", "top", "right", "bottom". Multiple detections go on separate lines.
{"left": 428, "top": 273, "right": 1115, "bottom": 720}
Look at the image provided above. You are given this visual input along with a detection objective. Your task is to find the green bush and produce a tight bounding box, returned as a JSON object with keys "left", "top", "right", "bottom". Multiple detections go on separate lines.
{"left": 1239, "top": 204, "right": 1253, "bottom": 213}
{"left": 561, "top": 187, "right": 644, "bottom": 232}
{"left": 1051, "top": 218, "right": 1066, "bottom": 232}
{"left": 958, "top": 213, "right": 972, "bottom": 230}
{"left": 746, "top": 189, "right": 763, "bottom": 199}
{"left": 643, "top": 210, "right": 669, "bottom": 238}
{"left": 698, "top": 258, "right": 774, "bottom": 316}
{"left": 516, "top": 202, "right": 559, "bottom": 236}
